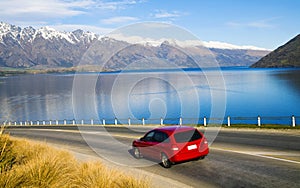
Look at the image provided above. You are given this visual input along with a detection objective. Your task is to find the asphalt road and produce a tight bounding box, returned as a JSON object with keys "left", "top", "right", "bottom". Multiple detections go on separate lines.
{"left": 5, "top": 126, "right": 300, "bottom": 188}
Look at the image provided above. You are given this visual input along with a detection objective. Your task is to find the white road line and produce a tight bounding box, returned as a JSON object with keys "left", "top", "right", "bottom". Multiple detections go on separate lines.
{"left": 212, "top": 147, "right": 300, "bottom": 165}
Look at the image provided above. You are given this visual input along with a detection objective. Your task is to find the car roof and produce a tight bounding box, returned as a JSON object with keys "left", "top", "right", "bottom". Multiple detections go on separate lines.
{"left": 154, "top": 125, "right": 196, "bottom": 135}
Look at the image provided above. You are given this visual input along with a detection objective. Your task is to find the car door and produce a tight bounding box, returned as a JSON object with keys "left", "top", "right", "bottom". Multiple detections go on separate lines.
{"left": 148, "top": 131, "right": 170, "bottom": 160}
{"left": 138, "top": 131, "right": 155, "bottom": 157}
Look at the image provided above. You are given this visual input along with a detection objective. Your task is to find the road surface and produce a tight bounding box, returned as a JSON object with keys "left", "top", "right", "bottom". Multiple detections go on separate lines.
{"left": 5, "top": 126, "right": 300, "bottom": 188}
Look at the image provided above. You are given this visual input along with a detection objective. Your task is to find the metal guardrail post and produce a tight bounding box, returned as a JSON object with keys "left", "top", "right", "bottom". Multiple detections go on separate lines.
{"left": 128, "top": 118, "right": 131, "bottom": 126}
{"left": 227, "top": 116, "right": 231, "bottom": 127}
{"left": 160, "top": 118, "right": 163, "bottom": 126}
{"left": 102, "top": 119, "right": 105, "bottom": 125}
{"left": 114, "top": 118, "right": 117, "bottom": 125}
{"left": 292, "top": 115, "right": 296, "bottom": 127}
{"left": 257, "top": 116, "right": 261, "bottom": 127}
{"left": 142, "top": 118, "right": 145, "bottom": 126}
{"left": 179, "top": 117, "right": 182, "bottom": 125}
{"left": 204, "top": 117, "right": 207, "bottom": 127}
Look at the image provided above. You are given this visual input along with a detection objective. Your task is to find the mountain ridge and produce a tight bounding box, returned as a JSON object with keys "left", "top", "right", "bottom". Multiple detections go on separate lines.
{"left": 0, "top": 22, "right": 270, "bottom": 70}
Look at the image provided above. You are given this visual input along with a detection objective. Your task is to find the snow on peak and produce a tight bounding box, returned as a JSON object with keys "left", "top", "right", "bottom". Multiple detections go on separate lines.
{"left": 202, "top": 41, "right": 270, "bottom": 51}
{"left": 36, "top": 26, "right": 75, "bottom": 44}
{"left": 106, "top": 33, "right": 269, "bottom": 51}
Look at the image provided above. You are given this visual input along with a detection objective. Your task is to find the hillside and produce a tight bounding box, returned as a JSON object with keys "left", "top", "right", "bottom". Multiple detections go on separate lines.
{"left": 251, "top": 34, "right": 300, "bottom": 68}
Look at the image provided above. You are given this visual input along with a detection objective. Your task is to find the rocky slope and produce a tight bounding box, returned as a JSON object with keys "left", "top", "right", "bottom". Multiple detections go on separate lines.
{"left": 251, "top": 34, "right": 300, "bottom": 68}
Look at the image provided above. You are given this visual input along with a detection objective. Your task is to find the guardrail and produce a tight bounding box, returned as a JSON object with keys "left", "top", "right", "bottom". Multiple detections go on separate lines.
{"left": 1, "top": 115, "right": 298, "bottom": 127}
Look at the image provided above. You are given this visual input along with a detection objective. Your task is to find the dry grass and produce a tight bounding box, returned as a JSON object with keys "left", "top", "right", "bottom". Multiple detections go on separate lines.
{"left": 0, "top": 127, "right": 149, "bottom": 188}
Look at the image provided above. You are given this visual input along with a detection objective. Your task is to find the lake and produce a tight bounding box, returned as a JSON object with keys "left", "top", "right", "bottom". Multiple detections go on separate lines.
{"left": 0, "top": 67, "right": 299, "bottom": 125}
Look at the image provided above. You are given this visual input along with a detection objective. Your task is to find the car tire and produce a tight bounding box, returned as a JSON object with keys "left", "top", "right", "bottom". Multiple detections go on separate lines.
{"left": 160, "top": 153, "right": 172, "bottom": 168}
{"left": 133, "top": 147, "right": 142, "bottom": 159}
{"left": 195, "top": 156, "right": 206, "bottom": 161}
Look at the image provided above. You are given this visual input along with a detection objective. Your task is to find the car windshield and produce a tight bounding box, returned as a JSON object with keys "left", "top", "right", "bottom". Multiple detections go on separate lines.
{"left": 174, "top": 130, "right": 202, "bottom": 143}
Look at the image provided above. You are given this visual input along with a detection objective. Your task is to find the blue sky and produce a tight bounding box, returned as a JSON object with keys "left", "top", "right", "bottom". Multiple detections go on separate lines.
{"left": 0, "top": 0, "right": 299, "bottom": 49}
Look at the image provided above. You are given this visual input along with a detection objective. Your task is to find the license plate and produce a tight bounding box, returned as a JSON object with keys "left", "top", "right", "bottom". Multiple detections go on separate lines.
{"left": 188, "top": 144, "right": 197, "bottom": 150}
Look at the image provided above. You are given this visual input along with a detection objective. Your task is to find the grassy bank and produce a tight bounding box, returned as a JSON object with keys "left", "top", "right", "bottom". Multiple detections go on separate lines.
{"left": 0, "top": 65, "right": 112, "bottom": 76}
{"left": 0, "top": 127, "right": 149, "bottom": 188}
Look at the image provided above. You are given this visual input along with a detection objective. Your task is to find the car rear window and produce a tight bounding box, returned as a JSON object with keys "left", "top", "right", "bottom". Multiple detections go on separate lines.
{"left": 174, "top": 130, "right": 202, "bottom": 143}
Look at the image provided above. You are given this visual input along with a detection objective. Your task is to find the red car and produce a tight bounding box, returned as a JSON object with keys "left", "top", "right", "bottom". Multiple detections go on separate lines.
{"left": 132, "top": 126, "right": 209, "bottom": 168}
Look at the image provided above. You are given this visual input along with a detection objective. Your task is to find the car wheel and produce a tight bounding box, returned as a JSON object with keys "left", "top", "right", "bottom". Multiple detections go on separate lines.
{"left": 160, "top": 153, "right": 171, "bottom": 168}
{"left": 133, "top": 147, "right": 142, "bottom": 159}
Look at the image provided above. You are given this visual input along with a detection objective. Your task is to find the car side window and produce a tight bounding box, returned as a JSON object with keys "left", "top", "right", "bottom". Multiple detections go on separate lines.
{"left": 143, "top": 131, "right": 155, "bottom": 141}
{"left": 153, "top": 131, "right": 170, "bottom": 143}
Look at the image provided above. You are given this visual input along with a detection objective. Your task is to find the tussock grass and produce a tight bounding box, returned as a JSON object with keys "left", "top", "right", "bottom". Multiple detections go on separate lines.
{"left": 0, "top": 127, "right": 149, "bottom": 188}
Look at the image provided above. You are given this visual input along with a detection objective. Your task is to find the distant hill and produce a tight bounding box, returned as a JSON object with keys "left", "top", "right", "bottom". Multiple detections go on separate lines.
{"left": 251, "top": 34, "right": 300, "bottom": 68}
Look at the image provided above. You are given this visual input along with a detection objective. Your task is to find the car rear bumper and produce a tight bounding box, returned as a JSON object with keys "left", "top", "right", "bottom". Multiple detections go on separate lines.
{"left": 169, "top": 148, "right": 209, "bottom": 162}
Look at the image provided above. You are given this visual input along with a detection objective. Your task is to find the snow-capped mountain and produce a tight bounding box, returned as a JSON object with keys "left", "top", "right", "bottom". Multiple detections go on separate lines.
{"left": 0, "top": 22, "right": 270, "bottom": 69}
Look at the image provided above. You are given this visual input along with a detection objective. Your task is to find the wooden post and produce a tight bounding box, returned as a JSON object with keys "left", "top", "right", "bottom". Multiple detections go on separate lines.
{"left": 227, "top": 116, "right": 231, "bottom": 127}
{"left": 292, "top": 115, "right": 296, "bottom": 127}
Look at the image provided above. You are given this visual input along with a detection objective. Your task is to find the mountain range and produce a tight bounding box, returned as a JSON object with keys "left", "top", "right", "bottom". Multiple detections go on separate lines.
{"left": 0, "top": 22, "right": 270, "bottom": 71}
{"left": 251, "top": 34, "right": 300, "bottom": 68}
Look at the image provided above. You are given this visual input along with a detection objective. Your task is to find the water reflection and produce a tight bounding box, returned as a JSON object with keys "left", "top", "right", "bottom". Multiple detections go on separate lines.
{"left": 0, "top": 68, "right": 299, "bottom": 125}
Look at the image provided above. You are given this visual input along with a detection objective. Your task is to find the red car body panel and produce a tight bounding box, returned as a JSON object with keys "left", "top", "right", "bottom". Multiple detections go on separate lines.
{"left": 132, "top": 126, "right": 209, "bottom": 163}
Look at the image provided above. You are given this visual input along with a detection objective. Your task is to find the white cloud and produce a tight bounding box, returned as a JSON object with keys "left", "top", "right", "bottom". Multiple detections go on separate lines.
{"left": 0, "top": 0, "right": 145, "bottom": 19}
{"left": 153, "top": 10, "right": 182, "bottom": 19}
{"left": 101, "top": 16, "right": 139, "bottom": 24}
{"left": 95, "top": 0, "right": 142, "bottom": 10}
{"left": 0, "top": 0, "right": 94, "bottom": 18}
{"left": 226, "top": 18, "right": 278, "bottom": 29}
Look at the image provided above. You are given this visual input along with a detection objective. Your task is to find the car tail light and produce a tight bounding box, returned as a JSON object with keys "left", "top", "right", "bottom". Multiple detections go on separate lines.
{"left": 199, "top": 138, "right": 208, "bottom": 151}
{"left": 171, "top": 144, "right": 179, "bottom": 151}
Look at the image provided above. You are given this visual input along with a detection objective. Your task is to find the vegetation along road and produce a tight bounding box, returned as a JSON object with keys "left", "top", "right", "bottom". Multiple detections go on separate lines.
{"left": 6, "top": 126, "right": 300, "bottom": 188}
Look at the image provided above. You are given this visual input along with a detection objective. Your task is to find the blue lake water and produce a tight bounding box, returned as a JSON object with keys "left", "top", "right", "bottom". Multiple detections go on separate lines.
{"left": 0, "top": 68, "right": 299, "bottom": 125}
